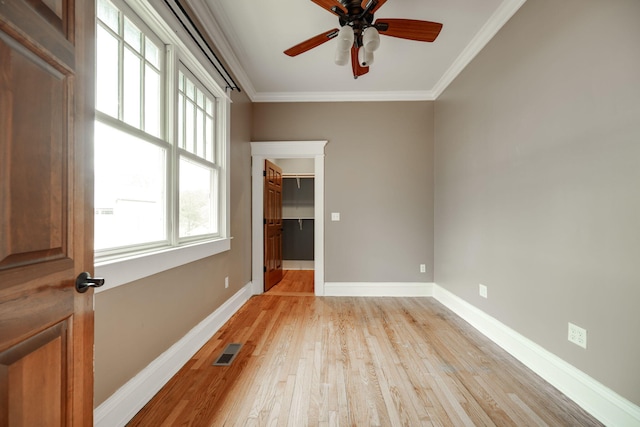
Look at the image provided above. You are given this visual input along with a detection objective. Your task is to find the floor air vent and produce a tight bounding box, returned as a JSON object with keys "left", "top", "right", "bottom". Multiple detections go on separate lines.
{"left": 212, "top": 343, "right": 242, "bottom": 366}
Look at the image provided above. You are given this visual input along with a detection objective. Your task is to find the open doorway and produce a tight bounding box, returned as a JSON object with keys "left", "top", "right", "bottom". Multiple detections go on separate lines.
{"left": 250, "top": 141, "right": 327, "bottom": 296}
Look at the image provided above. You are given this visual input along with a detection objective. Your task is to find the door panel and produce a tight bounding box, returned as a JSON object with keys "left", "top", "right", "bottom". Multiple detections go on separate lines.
{"left": 0, "top": 0, "right": 95, "bottom": 425}
{"left": 1, "top": 321, "right": 68, "bottom": 426}
{"left": 264, "top": 160, "right": 283, "bottom": 291}
{"left": 0, "top": 32, "right": 69, "bottom": 270}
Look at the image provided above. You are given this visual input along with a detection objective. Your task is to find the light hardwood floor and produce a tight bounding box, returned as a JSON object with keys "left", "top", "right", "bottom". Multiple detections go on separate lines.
{"left": 267, "top": 270, "right": 315, "bottom": 296}
{"left": 128, "top": 273, "right": 601, "bottom": 426}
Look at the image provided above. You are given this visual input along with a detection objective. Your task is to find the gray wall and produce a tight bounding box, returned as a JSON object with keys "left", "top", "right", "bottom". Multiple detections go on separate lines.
{"left": 94, "top": 90, "right": 253, "bottom": 406}
{"left": 434, "top": 0, "right": 640, "bottom": 405}
{"left": 253, "top": 101, "right": 435, "bottom": 283}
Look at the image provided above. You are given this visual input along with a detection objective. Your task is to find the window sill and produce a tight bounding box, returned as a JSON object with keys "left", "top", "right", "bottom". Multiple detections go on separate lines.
{"left": 93, "top": 238, "right": 231, "bottom": 293}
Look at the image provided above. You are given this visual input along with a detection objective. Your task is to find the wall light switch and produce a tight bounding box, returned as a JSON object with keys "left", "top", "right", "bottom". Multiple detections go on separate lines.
{"left": 331, "top": 212, "right": 340, "bottom": 221}
{"left": 479, "top": 284, "right": 488, "bottom": 298}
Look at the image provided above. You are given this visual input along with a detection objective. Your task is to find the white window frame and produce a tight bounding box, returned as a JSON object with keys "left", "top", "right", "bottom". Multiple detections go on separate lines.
{"left": 95, "top": 0, "right": 231, "bottom": 293}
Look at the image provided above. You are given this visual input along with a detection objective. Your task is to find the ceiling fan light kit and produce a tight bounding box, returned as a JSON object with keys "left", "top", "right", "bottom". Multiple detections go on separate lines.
{"left": 337, "top": 25, "right": 355, "bottom": 51}
{"left": 284, "top": 0, "right": 443, "bottom": 79}
{"left": 358, "top": 46, "right": 374, "bottom": 67}
{"left": 335, "top": 47, "right": 350, "bottom": 65}
{"left": 362, "top": 26, "right": 380, "bottom": 52}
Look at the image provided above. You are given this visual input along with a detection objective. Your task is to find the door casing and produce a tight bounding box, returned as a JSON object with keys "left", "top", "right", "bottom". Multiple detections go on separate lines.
{"left": 250, "top": 141, "right": 327, "bottom": 296}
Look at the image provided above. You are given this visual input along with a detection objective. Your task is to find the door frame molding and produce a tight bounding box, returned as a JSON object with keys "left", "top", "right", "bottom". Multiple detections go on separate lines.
{"left": 250, "top": 141, "right": 327, "bottom": 296}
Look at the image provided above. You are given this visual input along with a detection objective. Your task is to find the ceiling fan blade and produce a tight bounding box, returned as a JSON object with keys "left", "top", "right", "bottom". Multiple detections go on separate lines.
{"left": 311, "top": 0, "right": 346, "bottom": 16}
{"left": 351, "top": 45, "right": 369, "bottom": 79}
{"left": 375, "top": 18, "right": 443, "bottom": 42}
{"left": 284, "top": 28, "right": 340, "bottom": 57}
{"left": 361, "top": 0, "right": 387, "bottom": 14}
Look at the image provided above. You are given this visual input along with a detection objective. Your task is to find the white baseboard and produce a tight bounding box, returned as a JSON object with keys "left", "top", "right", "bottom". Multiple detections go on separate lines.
{"left": 283, "top": 260, "right": 314, "bottom": 270}
{"left": 93, "top": 280, "right": 640, "bottom": 427}
{"left": 432, "top": 284, "right": 640, "bottom": 427}
{"left": 324, "top": 282, "right": 434, "bottom": 297}
{"left": 93, "top": 282, "right": 253, "bottom": 427}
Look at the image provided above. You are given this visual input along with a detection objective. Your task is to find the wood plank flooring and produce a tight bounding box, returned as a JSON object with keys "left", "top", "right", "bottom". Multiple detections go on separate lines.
{"left": 128, "top": 276, "right": 602, "bottom": 426}
{"left": 267, "top": 270, "right": 315, "bottom": 296}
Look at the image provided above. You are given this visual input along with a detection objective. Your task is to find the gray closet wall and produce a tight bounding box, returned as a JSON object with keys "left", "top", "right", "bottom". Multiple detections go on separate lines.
{"left": 282, "top": 177, "right": 314, "bottom": 261}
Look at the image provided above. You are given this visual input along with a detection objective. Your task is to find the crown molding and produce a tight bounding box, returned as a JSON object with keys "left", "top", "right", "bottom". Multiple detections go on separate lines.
{"left": 252, "top": 90, "right": 438, "bottom": 103}
{"left": 431, "top": 0, "right": 527, "bottom": 98}
{"left": 194, "top": 0, "right": 527, "bottom": 103}
{"left": 185, "top": 0, "right": 257, "bottom": 100}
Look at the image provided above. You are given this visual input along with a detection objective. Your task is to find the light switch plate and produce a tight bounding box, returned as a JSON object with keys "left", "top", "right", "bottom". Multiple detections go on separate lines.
{"left": 479, "top": 284, "right": 488, "bottom": 298}
{"left": 331, "top": 212, "right": 340, "bottom": 221}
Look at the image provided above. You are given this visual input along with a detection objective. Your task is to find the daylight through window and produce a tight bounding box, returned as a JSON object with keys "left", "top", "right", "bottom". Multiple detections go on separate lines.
{"left": 94, "top": 0, "right": 228, "bottom": 259}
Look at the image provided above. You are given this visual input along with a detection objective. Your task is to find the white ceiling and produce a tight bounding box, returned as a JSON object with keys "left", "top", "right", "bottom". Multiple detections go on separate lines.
{"left": 189, "top": 0, "right": 526, "bottom": 102}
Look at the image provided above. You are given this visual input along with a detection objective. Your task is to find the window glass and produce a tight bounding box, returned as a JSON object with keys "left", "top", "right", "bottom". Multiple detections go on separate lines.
{"left": 94, "top": 122, "right": 167, "bottom": 250}
{"left": 124, "top": 17, "right": 142, "bottom": 53}
{"left": 94, "top": 0, "right": 227, "bottom": 259}
{"left": 178, "top": 70, "right": 217, "bottom": 163}
{"left": 96, "top": 25, "right": 119, "bottom": 117}
{"left": 96, "top": 0, "right": 162, "bottom": 135}
{"left": 177, "top": 68, "right": 219, "bottom": 239}
{"left": 97, "top": 0, "right": 119, "bottom": 32}
{"left": 179, "top": 157, "right": 217, "bottom": 237}
{"left": 123, "top": 47, "right": 142, "bottom": 128}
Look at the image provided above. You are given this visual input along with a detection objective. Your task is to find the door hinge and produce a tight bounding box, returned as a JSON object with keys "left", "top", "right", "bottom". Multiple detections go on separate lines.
{"left": 264, "top": 218, "right": 267, "bottom": 225}
{"left": 263, "top": 170, "right": 266, "bottom": 176}
{"left": 263, "top": 266, "right": 267, "bottom": 273}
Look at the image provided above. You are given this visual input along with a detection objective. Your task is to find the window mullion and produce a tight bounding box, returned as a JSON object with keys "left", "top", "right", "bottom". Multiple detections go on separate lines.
{"left": 165, "top": 44, "right": 179, "bottom": 246}
{"left": 94, "top": 0, "right": 228, "bottom": 261}
{"left": 140, "top": 40, "right": 146, "bottom": 132}
{"left": 118, "top": 12, "right": 125, "bottom": 122}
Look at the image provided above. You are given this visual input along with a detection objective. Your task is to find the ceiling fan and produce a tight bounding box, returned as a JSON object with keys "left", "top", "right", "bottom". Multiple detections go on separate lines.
{"left": 284, "top": 0, "right": 443, "bottom": 79}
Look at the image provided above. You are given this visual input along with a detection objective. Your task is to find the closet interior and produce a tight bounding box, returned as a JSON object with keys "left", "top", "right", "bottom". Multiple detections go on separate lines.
{"left": 282, "top": 173, "right": 314, "bottom": 270}
{"left": 272, "top": 156, "right": 315, "bottom": 272}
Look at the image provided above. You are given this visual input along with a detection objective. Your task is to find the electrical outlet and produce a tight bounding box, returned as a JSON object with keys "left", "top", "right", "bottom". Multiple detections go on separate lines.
{"left": 225, "top": 276, "right": 229, "bottom": 289}
{"left": 420, "top": 264, "right": 426, "bottom": 273}
{"left": 568, "top": 322, "right": 587, "bottom": 349}
{"left": 479, "top": 284, "right": 488, "bottom": 298}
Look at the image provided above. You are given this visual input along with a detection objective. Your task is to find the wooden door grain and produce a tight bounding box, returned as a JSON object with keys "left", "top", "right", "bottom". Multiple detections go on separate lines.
{"left": 263, "top": 160, "right": 283, "bottom": 291}
{"left": 0, "top": 0, "right": 95, "bottom": 425}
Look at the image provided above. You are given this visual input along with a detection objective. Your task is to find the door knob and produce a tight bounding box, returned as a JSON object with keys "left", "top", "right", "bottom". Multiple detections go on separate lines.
{"left": 75, "top": 272, "right": 105, "bottom": 293}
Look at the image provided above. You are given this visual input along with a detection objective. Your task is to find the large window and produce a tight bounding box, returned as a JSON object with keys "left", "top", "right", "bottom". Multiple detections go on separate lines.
{"left": 94, "top": 0, "right": 229, "bottom": 267}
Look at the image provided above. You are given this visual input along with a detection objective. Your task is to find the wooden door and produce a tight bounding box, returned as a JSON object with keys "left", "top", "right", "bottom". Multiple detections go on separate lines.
{"left": 0, "top": 0, "right": 95, "bottom": 425}
{"left": 264, "top": 160, "right": 283, "bottom": 291}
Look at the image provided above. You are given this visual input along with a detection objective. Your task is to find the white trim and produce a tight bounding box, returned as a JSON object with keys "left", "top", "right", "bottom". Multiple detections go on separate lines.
{"left": 282, "top": 260, "right": 315, "bottom": 270}
{"left": 251, "top": 90, "right": 438, "bottom": 103}
{"left": 93, "top": 0, "right": 232, "bottom": 289}
{"left": 324, "top": 282, "right": 434, "bottom": 297}
{"left": 432, "top": 284, "right": 640, "bottom": 427}
{"left": 251, "top": 141, "right": 328, "bottom": 296}
{"left": 431, "top": 0, "right": 527, "bottom": 99}
{"left": 125, "top": 0, "right": 232, "bottom": 101}
{"left": 92, "top": 278, "right": 640, "bottom": 426}
{"left": 93, "top": 282, "right": 252, "bottom": 427}
{"left": 183, "top": 0, "right": 257, "bottom": 100}
{"left": 94, "top": 238, "right": 230, "bottom": 292}
{"left": 184, "top": 0, "right": 527, "bottom": 103}
{"left": 250, "top": 140, "right": 328, "bottom": 157}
